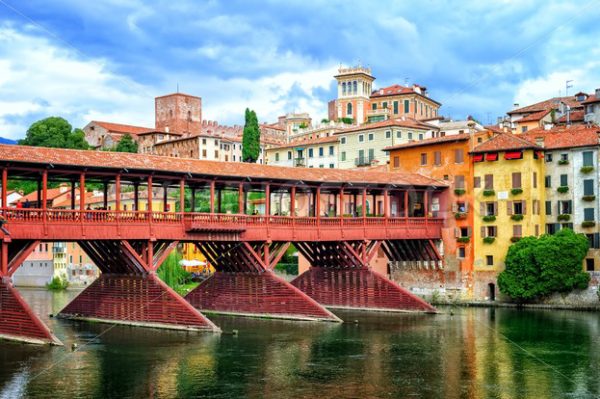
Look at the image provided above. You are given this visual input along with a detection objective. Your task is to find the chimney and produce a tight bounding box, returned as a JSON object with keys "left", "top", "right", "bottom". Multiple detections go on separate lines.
{"left": 513, "top": 103, "right": 520, "bottom": 109}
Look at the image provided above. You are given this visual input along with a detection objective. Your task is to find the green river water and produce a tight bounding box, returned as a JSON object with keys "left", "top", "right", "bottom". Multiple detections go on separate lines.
{"left": 1, "top": 288, "right": 599, "bottom": 398}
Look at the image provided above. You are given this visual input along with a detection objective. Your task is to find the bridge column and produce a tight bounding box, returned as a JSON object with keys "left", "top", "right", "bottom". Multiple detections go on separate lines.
{"left": 291, "top": 240, "right": 436, "bottom": 313}
{"left": 1, "top": 167, "right": 7, "bottom": 209}
{"left": 58, "top": 240, "right": 219, "bottom": 333}
{"left": 185, "top": 241, "right": 340, "bottom": 322}
{"left": 0, "top": 240, "right": 62, "bottom": 345}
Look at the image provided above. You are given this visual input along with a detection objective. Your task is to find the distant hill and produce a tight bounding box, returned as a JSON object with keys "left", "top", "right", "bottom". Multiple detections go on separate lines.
{"left": 0, "top": 137, "right": 16, "bottom": 144}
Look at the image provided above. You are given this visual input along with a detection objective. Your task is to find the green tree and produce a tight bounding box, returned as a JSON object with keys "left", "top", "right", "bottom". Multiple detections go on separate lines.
{"left": 498, "top": 229, "right": 590, "bottom": 302}
{"left": 19, "top": 117, "right": 89, "bottom": 149}
{"left": 242, "top": 108, "right": 260, "bottom": 162}
{"left": 113, "top": 133, "right": 138, "bottom": 153}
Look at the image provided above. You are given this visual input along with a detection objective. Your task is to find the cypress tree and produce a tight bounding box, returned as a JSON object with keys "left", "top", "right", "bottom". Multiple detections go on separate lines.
{"left": 242, "top": 108, "right": 261, "bottom": 162}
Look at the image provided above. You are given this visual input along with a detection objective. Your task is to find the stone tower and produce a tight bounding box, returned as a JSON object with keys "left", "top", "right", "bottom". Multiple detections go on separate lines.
{"left": 155, "top": 93, "right": 202, "bottom": 135}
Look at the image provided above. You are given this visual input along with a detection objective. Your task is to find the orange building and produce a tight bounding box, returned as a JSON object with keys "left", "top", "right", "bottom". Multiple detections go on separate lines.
{"left": 384, "top": 132, "right": 492, "bottom": 297}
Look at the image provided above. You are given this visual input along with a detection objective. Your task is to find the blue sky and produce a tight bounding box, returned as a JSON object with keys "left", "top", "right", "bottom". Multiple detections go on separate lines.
{"left": 1, "top": 0, "right": 600, "bottom": 139}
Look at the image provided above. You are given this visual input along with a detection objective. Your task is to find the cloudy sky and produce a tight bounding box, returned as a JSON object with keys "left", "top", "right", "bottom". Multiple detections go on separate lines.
{"left": 1, "top": 0, "right": 599, "bottom": 139}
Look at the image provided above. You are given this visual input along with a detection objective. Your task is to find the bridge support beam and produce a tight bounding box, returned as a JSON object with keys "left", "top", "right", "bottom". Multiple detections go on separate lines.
{"left": 58, "top": 240, "right": 220, "bottom": 333}
{"left": 0, "top": 239, "right": 62, "bottom": 345}
{"left": 186, "top": 241, "right": 340, "bottom": 322}
{"left": 291, "top": 240, "right": 437, "bottom": 313}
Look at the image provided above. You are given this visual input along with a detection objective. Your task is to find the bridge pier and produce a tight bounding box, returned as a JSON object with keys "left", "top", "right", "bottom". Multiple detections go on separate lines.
{"left": 291, "top": 240, "right": 437, "bottom": 313}
{"left": 0, "top": 240, "right": 62, "bottom": 345}
{"left": 185, "top": 241, "right": 341, "bottom": 322}
{"left": 57, "top": 240, "right": 220, "bottom": 333}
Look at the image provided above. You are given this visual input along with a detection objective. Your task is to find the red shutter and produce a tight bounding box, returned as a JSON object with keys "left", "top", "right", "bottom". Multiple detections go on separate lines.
{"left": 504, "top": 151, "right": 523, "bottom": 160}
{"left": 473, "top": 154, "right": 484, "bottom": 162}
{"left": 507, "top": 201, "right": 513, "bottom": 215}
{"left": 486, "top": 153, "right": 498, "bottom": 161}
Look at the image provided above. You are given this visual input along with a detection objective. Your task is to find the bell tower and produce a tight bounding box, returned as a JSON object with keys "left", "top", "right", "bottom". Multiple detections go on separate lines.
{"left": 332, "top": 65, "right": 375, "bottom": 123}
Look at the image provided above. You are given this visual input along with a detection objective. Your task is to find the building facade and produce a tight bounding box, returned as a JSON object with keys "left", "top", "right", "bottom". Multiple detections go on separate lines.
{"left": 267, "top": 136, "right": 339, "bottom": 168}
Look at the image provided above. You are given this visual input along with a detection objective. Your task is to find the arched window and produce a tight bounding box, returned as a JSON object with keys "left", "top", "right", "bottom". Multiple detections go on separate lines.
{"left": 187, "top": 110, "right": 192, "bottom": 121}
{"left": 342, "top": 82, "right": 346, "bottom": 95}
{"left": 347, "top": 102, "right": 353, "bottom": 116}
{"left": 353, "top": 81, "right": 357, "bottom": 94}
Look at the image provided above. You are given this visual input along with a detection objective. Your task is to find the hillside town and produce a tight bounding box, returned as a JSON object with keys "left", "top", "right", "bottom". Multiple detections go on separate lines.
{"left": 4, "top": 64, "right": 600, "bottom": 304}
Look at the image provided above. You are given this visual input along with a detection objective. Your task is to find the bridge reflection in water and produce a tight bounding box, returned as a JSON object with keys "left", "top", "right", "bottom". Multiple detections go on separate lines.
{"left": 0, "top": 145, "right": 447, "bottom": 345}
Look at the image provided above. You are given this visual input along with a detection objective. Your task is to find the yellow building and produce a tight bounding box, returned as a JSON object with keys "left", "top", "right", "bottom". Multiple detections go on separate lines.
{"left": 471, "top": 133, "right": 545, "bottom": 300}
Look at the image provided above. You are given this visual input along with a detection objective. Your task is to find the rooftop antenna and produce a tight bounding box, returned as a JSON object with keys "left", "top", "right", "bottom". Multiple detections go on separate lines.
{"left": 565, "top": 80, "right": 573, "bottom": 97}
{"left": 404, "top": 77, "right": 409, "bottom": 87}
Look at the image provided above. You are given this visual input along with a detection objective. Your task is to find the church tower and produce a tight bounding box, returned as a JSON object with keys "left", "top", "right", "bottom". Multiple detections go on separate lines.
{"left": 332, "top": 65, "right": 375, "bottom": 123}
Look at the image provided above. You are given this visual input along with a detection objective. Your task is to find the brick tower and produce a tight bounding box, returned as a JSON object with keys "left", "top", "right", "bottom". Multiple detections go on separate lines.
{"left": 155, "top": 93, "right": 202, "bottom": 135}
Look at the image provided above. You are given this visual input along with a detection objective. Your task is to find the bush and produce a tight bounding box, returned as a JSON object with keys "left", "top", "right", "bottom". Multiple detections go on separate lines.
{"left": 455, "top": 212, "right": 467, "bottom": 219}
{"left": 511, "top": 214, "right": 524, "bottom": 221}
{"left": 511, "top": 188, "right": 523, "bottom": 195}
{"left": 557, "top": 186, "right": 569, "bottom": 194}
{"left": 47, "top": 276, "right": 68, "bottom": 291}
{"left": 580, "top": 166, "right": 594, "bottom": 174}
{"left": 483, "top": 237, "right": 495, "bottom": 244}
{"left": 498, "top": 229, "right": 590, "bottom": 302}
{"left": 482, "top": 215, "right": 496, "bottom": 222}
{"left": 582, "top": 221, "right": 596, "bottom": 228}
{"left": 457, "top": 236, "right": 470, "bottom": 243}
{"left": 558, "top": 159, "right": 569, "bottom": 165}
{"left": 583, "top": 195, "right": 596, "bottom": 202}
{"left": 557, "top": 214, "right": 571, "bottom": 221}
{"left": 483, "top": 190, "right": 495, "bottom": 197}
{"left": 454, "top": 188, "right": 466, "bottom": 196}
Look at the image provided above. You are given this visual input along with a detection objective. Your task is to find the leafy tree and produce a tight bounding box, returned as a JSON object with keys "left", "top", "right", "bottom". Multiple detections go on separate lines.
{"left": 113, "top": 133, "right": 138, "bottom": 153}
{"left": 242, "top": 108, "right": 260, "bottom": 162}
{"left": 19, "top": 117, "right": 89, "bottom": 149}
{"left": 339, "top": 117, "right": 354, "bottom": 124}
{"left": 498, "top": 229, "right": 590, "bottom": 302}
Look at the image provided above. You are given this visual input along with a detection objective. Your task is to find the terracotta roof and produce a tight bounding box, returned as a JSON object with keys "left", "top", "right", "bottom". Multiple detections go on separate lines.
{"left": 508, "top": 96, "right": 584, "bottom": 115}
{"left": 383, "top": 133, "right": 470, "bottom": 152}
{"left": 472, "top": 132, "right": 541, "bottom": 153}
{"left": 136, "top": 130, "right": 182, "bottom": 136}
{"left": 370, "top": 84, "right": 441, "bottom": 105}
{"left": 0, "top": 145, "right": 446, "bottom": 188}
{"left": 155, "top": 92, "right": 201, "bottom": 100}
{"left": 270, "top": 136, "right": 338, "bottom": 150}
{"left": 484, "top": 125, "right": 505, "bottom": 134}
{"left": 521, "top": 125, "right": 600, "bottom": 150}
{"left": 336, "top": 118, "right": 436, "bottom": 135}
{"left": 15, "top": 185, "right": 70, "bottom": 203}
{"left": 260, "top": 123, "right": 285, "bottom": 132}
{"left": 556, "top": 110, "right": 585, "bottom": 123}
{"left": 582, "top": 94, "right": 600, "bottom": 104}
{"left": 91, "top": 121, "right": 153, "bottom": 136}
{"left": 518, "top": 109, "right": 551, "bottom": 123}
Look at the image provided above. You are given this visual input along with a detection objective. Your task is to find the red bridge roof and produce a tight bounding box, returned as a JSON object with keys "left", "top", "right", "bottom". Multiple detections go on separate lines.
{"left": 0, "top": 145, "right": 446, "bottom": 187}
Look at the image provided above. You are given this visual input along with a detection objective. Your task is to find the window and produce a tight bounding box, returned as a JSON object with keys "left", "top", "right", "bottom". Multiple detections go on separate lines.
{"left": 368, "top": 148, "right": 375, "bottom": 160}
{"left": 396, "top": 131, "right": 401, "bottom": 138}
{"left": 347, "top": 103, "right": 353, "bottom": 116}
{"left": 393, "top": 101, "right": 399, "bottom": 114}
{"left": 486, "top": 255, "right": 494, "bottom": 266}
{"left": 587, "top": 233, "right": 600, "bottom": 249}
{"left": 353, "top": 81, "right": 357, "bottom": 93}
{"left": 382, "top": 101, "right": 388, "bottom": 109}
{"left": 419, "top": 134, "right": 423, "bottom": 140}
{"left": 460, "top": 227, "right": 469, "bottom": 237}
{"left": 385, "top": 131, "right": 391, "bottom": 139}
{"left": 358, "top": 134, "right": 364, "bottom": 143}
{"left": 372, "top": 103, "right": 377, "bottom": 110}
{"left": 457, "top": 201, "right": 467, "bottom": 212}
{"left": 484, "top": 174, "right": 494, "bottom": 190}
{"left": 513, "top": 201, "right": 523, "bottom": 215}
{"left": 455, "top": 149, "right": 464, "bottom": 163}
{"left": 560, "top": 153, "right": 568, "bottom": 162}
{"left": 533, "top": 172, "right": 537, "bottom": 188}
{"left": 545, "top": 176, "right": 551, "bottom": 188}
{"left": 511, "top": 172, "right": 522, "bottom": 189}
{"left": 202, "top": 149, "right": 207, "bottom": 158}
{"left": 329, "top": 163, "right": 334, "bottom": 168}
{"left": 474, "top": 176, "right": 481, "bottom": 188}
{"left": 584, "top": 179, "right": 594, "bottom": 196}
{"left": 275, "top": 153, "right": 279, "bottom": 162}
{"left": 545, "top": 201, "right": 552, "bottom": 215}
{"left": 545, "top": 152, "right": 553, "bottom": 162}
{"left": 458, "top": 247, "right": 466, "bottom": 258}
{"left": 202, "top": 138, "right": 207, "bottom": 145}
{"left": 584, "top": 208, "right": 595, "bottom": 221}
{"left": 486, "top": 226, "right": 497, "bottom": 237}
{"left": 214, "top": 150, "right": 219, "bottom": 158}
{"left": 329, "top": 146, "right": 334, "bottom": 156}
{"left": 513, "top": 225, "right": 522, "bottom": 237}
{"left": 368, "top": 133, "right": 374, "bottom": 141}
{"left": 319, "top": 147, "right": 324, "bottom": 157}
{"left": 404, "top": 99, "right": 409, "bottom": 113}
{"left": 434, "top": 151, "right": 441, "bottom": 166}
{"left": 583, "top": 151, "right": 594, "bottom": 166}
{"left": 342, "top": 82, "right": 346, "bottom": 95}
{"left": 559, "top": 200, "right": 572, "bottom": 214}
{"left": 341, "top": 151, "right": 346, "bottom": 161}
{"left": 455, "top": 175, "right": 465, "bottom": 189}
{"left": 319, "top": 164, "right": 324, "bottom": 168}
{"left": 586, "top": 258, "right": 595, "bottom": 271}
{"left": 420, "top": 153, "right": 427, "bottom": 165}
{"left": 560, "top": 174, "right": 568, "bottom": 186}
{"left": 288, "top": 151, "right": 292, "bottom": 160}
{"left": 393, "top": 156, "right": 399, "bottom": 168}
{"left": 521, "top": 126, "right": 528, "bottom": 133}
{"left": 408, "top": 132, "right": 413, "bottom": 140}
{"left": 308, "top": 148, "right": 314, "bottom": 158}
{"left": 341, "top": 137, "right": 347, "bottom": 144}
{"left": 485, "top": 202, "right": 496, "bottom": 216}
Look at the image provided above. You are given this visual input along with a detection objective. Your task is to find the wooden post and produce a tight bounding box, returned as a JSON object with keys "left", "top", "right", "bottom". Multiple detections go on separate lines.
{"left": 290, "top": 186, "right": 296, "bottom": 218}
{"left": 1, "top": 241, "right": 8, "bottom": 276}
{"left": 115, "top": 174, "right": 121, "bottom": 211}
{"left": 209, "top": 181, "right": 215, "bottom": 214}
{"left": 1, "top": 168, "right": 7, "bottom": 209}
{"left": 79, "top": 173, "right": 86, "bottom": 210}
{"left": 147, "top": 175, "right": 153, "bottom": 212}
{"left": 163, "top": 184, "right": 168, "bottom": 212}
{"left": 103, "top": 181, "right": 108, "bottom": 209}
{"left": 238, "top": 183, "right": 244, "bottom": 214}
{"left": 191, "top": 187, "right": 196, "bottom": 212}
{"left": 41, "top": 170, "right": 48, "bottom": 211}
{"left": 316, "top": 186, "right": 321, "bottom": 220}
{"left": 179, "top": 179, "right": 185, "bottom": 213}
{"left": 339, "top": 187, "right": 344, "bottom": 216}
{"left": 37, "top": 178, "right": 41, "bottom": 208}
{"left": 424, "top": 190, "right": 429, "bottom": 223}
{"left": 217, "top": 187, "right": 222, "bottom": 213}
{"left": 404, "top": 190, "right": 409, "bottom": 218}
{"left": 265, "top": 184, "right": 271, "bottom": 216}
{"left": 361, "top": 188, "right": 367, "bottom": 218}
{"left": 134, "top": 182, "right": 139, "bottom": 211}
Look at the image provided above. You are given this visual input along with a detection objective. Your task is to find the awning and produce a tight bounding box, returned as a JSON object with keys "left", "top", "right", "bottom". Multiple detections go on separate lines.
{"left": 504, "top": 151, "right": 523, "bottom": 160}
{"left": 472, "top": 154, "right": 484, "bottom": 162}
{"left": 485, "top": 153, "right": 498, "bottom": 161}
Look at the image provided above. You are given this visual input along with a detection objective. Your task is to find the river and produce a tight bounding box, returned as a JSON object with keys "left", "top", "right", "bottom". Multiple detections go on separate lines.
{"left": 0, "top": 288, "right": 599, "bottom": 398}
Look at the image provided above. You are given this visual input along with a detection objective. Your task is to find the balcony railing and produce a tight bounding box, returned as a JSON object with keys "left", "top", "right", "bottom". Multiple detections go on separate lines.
{"left": 294, "top": 157, "right": 306, "bottom": 167}
{"left": 355, "top": 155, "right": 375, "bottom": 167}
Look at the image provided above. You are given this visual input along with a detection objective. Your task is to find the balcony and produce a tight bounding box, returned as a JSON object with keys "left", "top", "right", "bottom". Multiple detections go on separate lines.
{"left": 355, "top": 155, "right": 375, "bottom": 167}
{"left": 294, "top": 157, "right": 306, "bottom": 167}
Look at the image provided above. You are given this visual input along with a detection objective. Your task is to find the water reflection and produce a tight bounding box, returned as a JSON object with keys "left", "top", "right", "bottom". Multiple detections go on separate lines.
{"left": 1, "top": 290, "right": 600, "bottom": 398}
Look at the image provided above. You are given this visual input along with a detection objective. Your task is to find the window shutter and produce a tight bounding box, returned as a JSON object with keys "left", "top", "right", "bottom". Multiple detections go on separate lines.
{"left": 480, "top": 202, "right": 485, "bottom": 215}
{"left": 474, "top": 176, "right": 481, "bottom": 188}
{"left": 494, "top": 201, "right": 498, "bottom": 216}
{"left": 507, "top": 201, "right": 512, "bottom": 215}
{"left": 464, "top": 202, "right": 469, "bottom": 212}
{"left": 567, "top": 200, "right": 573, "bottom": 214}
{"left": 455, "top": 228, "right": 460, "bottom": 238}
{"left": 452, "top": 203, "right": 457, "bottom": 212}
{"left": 467, "top": 227, "right": 472, "bottom": 237}
{"left": 522, "top": 200, "right": 527, "bottom": 215}
{"left": 481, "top": 226, "right": 486, "bottom": 238}
{"left": 595, "top": 233, "right": 600, "bottom": 249}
